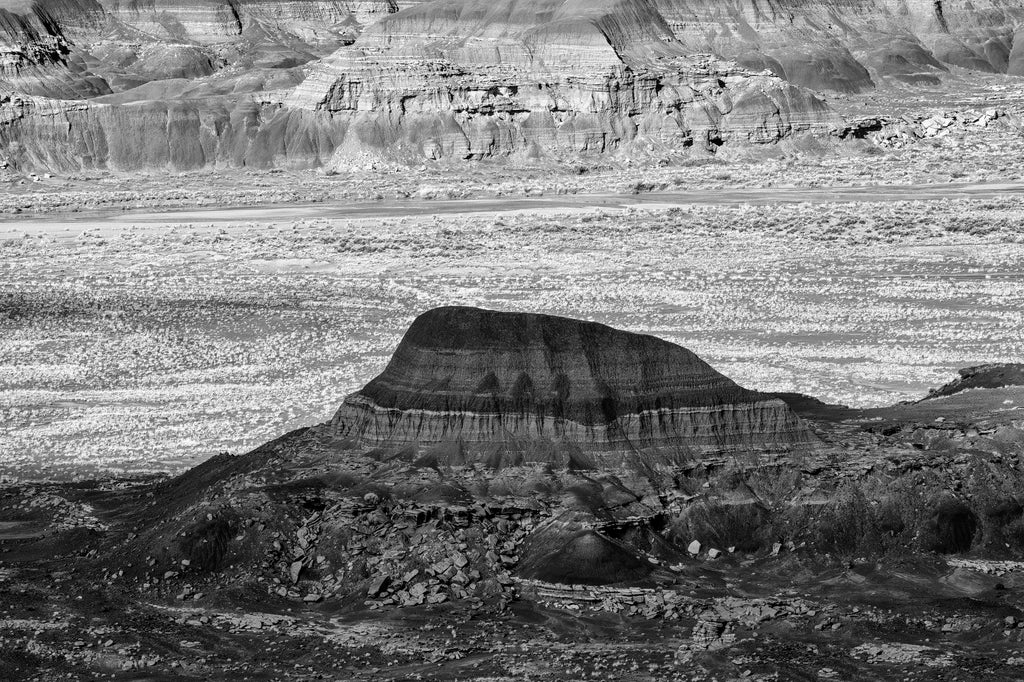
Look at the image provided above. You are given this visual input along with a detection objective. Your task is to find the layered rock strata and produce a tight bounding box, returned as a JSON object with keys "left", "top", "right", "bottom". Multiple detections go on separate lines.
{"left": 0, "top": 0, "right": 395, "bottom": 97}
{"left": 289, "top": 0, "right": 843, "bottom": 162}
{"left": 331, "top": 307, "right": 814, "bottom": 464}
{"left": 290, "top": 52, "right": 838, "bottom": 162}
{"left": 652, "top": 0, "right": 1024, "bottom": 90}
{"left": 0, "top": 89, "right": 343, "bottom": 169}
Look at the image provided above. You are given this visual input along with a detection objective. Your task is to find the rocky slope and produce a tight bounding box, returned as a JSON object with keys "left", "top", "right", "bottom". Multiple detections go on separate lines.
{"left": 922, "top": 362, "right": 1024, "bottom": 401}
{"left": 331, "top": 307, "right": 815, "bottom": 463}
{"left": 3, "top": 0, "right": 1024, "bottom": 169}
{"left": 288, "top": 0, "right": 843, "bottom": 164}
{"left": 0, "top": 0, "right": 393, "bottom": 97}
{"left": 653, "top": 0, "right": 1024, "bottom": 91}
{"left": 2, "top": 0, "right": 843, "bottom": 170}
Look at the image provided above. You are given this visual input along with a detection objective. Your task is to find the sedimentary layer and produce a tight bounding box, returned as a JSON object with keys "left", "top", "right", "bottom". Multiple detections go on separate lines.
{"left": 6, "top": 0, "right": 1023, "bottom": 169}
{"left": 288, "top": 0, "right": 846, "bottom": 162}
{"left": 330, "top": 307, "right": 814, "bottom": 461}
{"left": 653, "top": 0, "right": 1024, "bottom": 90}
{"left": 0, "top": 89, "right": 343, "bottom": 169}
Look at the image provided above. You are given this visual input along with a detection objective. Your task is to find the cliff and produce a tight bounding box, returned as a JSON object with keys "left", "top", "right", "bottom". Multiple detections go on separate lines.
{"left": 288, "top": 0, "right": 843, "bottom": 162}
{"left": 653, "top": 0, "right": 1024, "bottom": 91}
{"left": 4, "top": 0, "right": 1023, "bottom": 170}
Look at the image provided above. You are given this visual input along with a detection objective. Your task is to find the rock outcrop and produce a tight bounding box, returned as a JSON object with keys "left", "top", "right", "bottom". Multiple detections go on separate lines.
{"left": 652, "top": 0, "right": 1024, "bottom": 91}
{"left": 289, "top": 0, "right": 842, "bottom": 162}
{"left": 330, "top": 307, "right": 815, "bottom": 464}
{"left": 5, "top": 0, "right": 1024, "bottom": 169}
{"left": 0, "top": 0, "right": 393, "bottom": 97}
{"left": 0, "top": 88, "right": 342, "bottom": 170}
{"left": 922, "top": 363, "right": 1024, "bottom": 401}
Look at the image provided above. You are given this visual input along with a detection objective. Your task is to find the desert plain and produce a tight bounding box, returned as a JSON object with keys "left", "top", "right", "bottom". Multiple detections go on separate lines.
{"left": 4, "top": 124, "right": 1024, "bottom": 479}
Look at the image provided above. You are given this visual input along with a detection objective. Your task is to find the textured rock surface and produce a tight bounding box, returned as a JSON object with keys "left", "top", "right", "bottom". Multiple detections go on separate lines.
{"left": 922, "top": 363, "right": 1024, "bottom": 401}
{"left": 290, "top": 0, "right": 842, "bottom": 162}
{"left": 653, "top": 0, "right": 1024, "bottom": 91}
{"left": 0, "top": 0, "right": 392, "bottom": 96}
{"left": 5, "top": 0, "right": 1024, "bottom": 169}
{"left": 331, "top": 307, "right": 814, "bottom": 462}
{"left": 0, "top": 88, "right": 342, "bottom": 169}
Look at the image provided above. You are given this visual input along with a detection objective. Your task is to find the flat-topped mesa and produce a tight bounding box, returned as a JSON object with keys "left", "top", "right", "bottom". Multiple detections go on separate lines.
{"left": 331, "top": 307, "right": 814, "bottom": 465}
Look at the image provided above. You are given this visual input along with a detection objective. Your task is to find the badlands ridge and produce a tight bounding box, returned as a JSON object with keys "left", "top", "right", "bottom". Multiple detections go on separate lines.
{"left": 2, "top": 0, "right": 1023, "bottom": 169}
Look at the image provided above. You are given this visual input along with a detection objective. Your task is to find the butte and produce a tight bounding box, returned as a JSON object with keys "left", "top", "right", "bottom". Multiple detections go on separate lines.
{"left": 330, "top": 306, "right": 816, "bottom": 468}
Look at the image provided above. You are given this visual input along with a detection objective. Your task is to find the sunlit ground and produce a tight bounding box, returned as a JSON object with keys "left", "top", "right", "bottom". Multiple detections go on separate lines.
{"left": 2, "top": 195, "right": 1022, "bottom": 479}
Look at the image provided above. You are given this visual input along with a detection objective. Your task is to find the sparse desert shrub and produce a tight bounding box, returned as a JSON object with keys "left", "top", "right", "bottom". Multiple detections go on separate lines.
{"left": 745, "top": 466, "right": 802, "bottom": 505}
{"left": 977, "top": 499, "right": 1024, "bottom": 551}
{"left": 630, "top": 181, "right": 659, "bottom": 194}
{"left": 874, "top": 497, "right": 907, "bottom": 537}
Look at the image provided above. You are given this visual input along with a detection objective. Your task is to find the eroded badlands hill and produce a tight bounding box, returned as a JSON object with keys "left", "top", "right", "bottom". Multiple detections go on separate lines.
{"left": 332, "top": 307, "right": 814, "bottom": 461}
{"left": 3, "top": 0, "right": 1024, "bottom": 169}
{"left": 0, "top": 0, "right": 856, "bottom": 169}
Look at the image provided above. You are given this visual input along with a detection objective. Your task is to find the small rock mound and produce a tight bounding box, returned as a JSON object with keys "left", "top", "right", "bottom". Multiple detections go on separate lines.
{"left": 515, "top": 511, "right": 654, "bottom": 585}
{"left": 922, "top": 364, "right": 1024, "bottom": 401}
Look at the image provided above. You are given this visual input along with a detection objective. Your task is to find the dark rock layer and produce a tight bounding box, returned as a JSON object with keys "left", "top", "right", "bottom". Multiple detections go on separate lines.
{"left": 922, "top": 363, "right": 1024, "bottom": 401}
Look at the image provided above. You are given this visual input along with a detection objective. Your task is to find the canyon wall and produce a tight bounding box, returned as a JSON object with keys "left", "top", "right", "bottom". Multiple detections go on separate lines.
{"left": 3, "top": 0, "right": 1023, "bottom": 170}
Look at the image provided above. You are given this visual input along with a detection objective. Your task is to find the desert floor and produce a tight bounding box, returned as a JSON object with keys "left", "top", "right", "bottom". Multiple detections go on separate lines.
{"left": 3, "top": 181, "right": 1023, "bottom": 479}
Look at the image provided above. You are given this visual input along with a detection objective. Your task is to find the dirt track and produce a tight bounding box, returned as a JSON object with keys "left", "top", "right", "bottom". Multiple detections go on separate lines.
{"left": 6, "top": 180, "right": 1024, "bottom": 234}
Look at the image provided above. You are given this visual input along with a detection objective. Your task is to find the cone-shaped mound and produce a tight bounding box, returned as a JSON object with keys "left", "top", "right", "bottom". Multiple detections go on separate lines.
{"left": 515, "top": 511, "right": 655, "bottom": 585}
{"left": 332, "top": 307, "right": 813, "bottom": 461}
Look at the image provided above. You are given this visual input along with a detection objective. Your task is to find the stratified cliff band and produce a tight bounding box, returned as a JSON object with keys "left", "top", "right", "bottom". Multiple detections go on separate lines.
{"left": 2, "top": 0, "right": 1023, "bottom": 169}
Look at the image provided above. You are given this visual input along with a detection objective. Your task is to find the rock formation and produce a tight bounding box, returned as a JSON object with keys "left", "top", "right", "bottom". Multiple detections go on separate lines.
{"left": 288, "top": 0, "right": 843, "bottom": 163}
{"left": 0, "top": 0, "right": 401, "bottom": 98}
{"left": 922, "top": 363, "right": 1024, "bottom": 401}
{"left": 652, "top": 0, "right": 1024, "bottom": 91}
{"left": 330, "top": 306, "right": 814, "bottom": 464}
{"left": 4, "top": 0, "right": 1024, "bottom": 169}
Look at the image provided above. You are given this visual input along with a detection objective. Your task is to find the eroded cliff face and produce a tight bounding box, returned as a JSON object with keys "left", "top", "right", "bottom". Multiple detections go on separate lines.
{"left": 0, "top": 0, "right": 387, "bottom": 168}
{"left": 653, "top": 0, "right": 1024, "bottom": 90}
{"left": 0, "top": 88, "right": 344, "bottom": 169}
{"left": 0, "top": 0, "right": 111, "bottom": 97}
{"left": 3, "top": 0, "right": 1022, "bottom": 170}
{"left": 289, "top": 53, "right": 838, "bottom": 162}
{"left": 330, "top": 307, "right": 815, "bottom": 465}
{"left": 0, "top": 0, "right": 395, "bottom": 96}
{"left": 286, "top": 0, "right": 842, "bottom": 163}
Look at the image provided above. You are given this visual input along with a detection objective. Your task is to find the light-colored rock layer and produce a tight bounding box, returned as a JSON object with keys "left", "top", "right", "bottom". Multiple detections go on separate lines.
{"left": 0, "top": 90, "right": 342, "bottom": 169}
{"left": 652, "top": 0, "right": 1024, "bottom": 90}
{"left": 288, "top": 0, "right": 843, "bottom": 160}
{"left": 290, "top": 55, "right": 840, "bottom": 161}
{"left": 348, "top": 0, "right": 1024, "bottom": 92}
{"left": 333, "top": 395, "right": 813, "bottom": 457}
{"left": 0, "top": 0, "right": 395, "bottom": 97}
